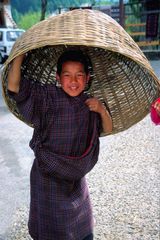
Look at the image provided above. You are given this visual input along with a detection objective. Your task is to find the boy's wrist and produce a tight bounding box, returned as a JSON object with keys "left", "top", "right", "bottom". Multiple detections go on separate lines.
{"left": 100, "top": 108, "right": 110, "bottom": 118}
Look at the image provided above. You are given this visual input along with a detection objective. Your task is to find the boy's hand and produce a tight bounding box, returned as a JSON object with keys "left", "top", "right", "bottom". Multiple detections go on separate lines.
{"left": 154, "top": 100, "right": 160, "bottom": 116}
{"left": 85, "top": 98, "right": 106, "bottom": 115}
{"left": 85, "top": 98, "right": 112, "bottom": 134}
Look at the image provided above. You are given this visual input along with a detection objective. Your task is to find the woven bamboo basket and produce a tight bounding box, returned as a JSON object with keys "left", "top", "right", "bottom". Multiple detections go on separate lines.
{"left": 2, "top": 9, "right": 160, "bottom": 136}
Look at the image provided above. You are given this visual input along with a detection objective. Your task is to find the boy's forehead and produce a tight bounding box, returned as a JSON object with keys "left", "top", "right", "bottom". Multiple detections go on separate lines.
{"left": 62, "top": 61, "right": 85, "bottom": 69}
{"left": 62, "top": 60, "right": 84, "bottom": 65}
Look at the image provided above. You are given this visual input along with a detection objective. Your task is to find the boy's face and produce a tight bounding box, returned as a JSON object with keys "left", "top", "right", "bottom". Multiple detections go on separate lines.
{"left": 56, "top": 61, "right": 90, "bottom": 97}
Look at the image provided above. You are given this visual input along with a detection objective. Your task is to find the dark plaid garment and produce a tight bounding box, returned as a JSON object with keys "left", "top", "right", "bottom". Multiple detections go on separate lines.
{"left": 9, "top": 78, "right": 101, "bottom": 240}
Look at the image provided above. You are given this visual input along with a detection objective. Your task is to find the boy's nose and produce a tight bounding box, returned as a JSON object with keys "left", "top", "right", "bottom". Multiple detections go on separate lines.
{"left": 71, "top": 76, "right": 78, "bottom": 82}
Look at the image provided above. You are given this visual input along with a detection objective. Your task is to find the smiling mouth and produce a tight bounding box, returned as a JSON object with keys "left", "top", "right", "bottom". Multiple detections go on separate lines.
{"left": 69, "top": 86, "right": 78, "bottom": 90}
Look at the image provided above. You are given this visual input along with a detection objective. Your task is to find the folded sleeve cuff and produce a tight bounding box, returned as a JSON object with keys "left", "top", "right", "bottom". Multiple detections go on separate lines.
{"left": 7, "top": 78, "right": 31, "bottom": 103}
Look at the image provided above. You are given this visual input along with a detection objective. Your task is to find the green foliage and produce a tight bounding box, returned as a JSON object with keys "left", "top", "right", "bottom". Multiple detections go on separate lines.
{"left": 125, "top": 0, "right": 143, "bottom": 42}
{"left": 10, "top": 0, "right": 119, "bottom": 29}
{"left": 15, "top": 11, "right": 41, "bottom": 30}
{"left": 11, "top": 0, "right": 41, "bottom": 14}
{"left": 11, "top": 0, "right": 96, "bottom": 28}
{"left": 11, "top": 0, "right": 95, "bottom": 14}
{"left": 127, "top": 0, "right": 142, "bottom": 17}
{"left": 11, "top": 8, "right": 20, "bottom": 24}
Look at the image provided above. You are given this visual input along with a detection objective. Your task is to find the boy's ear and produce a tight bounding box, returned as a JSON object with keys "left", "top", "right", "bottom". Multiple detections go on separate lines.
{"left": 86, "top": 73, "right": 90, "bottom": 83}
{"left": 56, "top": 73, "right": 60, "bottom": 82}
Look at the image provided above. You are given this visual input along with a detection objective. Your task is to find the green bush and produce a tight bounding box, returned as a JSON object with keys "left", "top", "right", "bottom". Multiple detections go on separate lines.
{"left": 14, "top": 11, "right": 42, "bottom": 30}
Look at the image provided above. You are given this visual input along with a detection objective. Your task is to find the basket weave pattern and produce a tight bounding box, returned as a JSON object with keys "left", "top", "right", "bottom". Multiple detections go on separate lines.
{"left": 2, "top": 9, "right": 160, "bottom": 135}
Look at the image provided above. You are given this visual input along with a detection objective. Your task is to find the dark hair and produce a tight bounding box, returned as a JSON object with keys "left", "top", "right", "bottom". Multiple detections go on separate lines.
{"left": 56, "top": 50, "right": 91, "bottom": 75}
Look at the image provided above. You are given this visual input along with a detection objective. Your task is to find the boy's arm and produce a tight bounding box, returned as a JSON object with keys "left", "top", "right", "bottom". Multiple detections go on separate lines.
{"left": 85, "top": 98, "right": 112, "bottom": 134}
{"left": 8, "top": 54, "right": 25, "bottom": 93}
{"left": 99, "top": 107, "right": 113, "bottom": 134}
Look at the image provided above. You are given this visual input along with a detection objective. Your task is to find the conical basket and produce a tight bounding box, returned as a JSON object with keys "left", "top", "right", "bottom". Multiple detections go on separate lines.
{"left": 2, "top": 9, "right": 160, "bottom": 136}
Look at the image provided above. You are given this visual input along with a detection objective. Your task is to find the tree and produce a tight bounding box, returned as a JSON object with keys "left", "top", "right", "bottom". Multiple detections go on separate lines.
{"left": 40, "top": 0, "right": 48, "bottom": 21}
{"left": 128, "top": 0, "right": 143, "bottom": 18}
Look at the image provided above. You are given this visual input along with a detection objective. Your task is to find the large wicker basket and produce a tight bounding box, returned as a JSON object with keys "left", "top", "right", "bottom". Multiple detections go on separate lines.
{"left": 2, "top": 9, "right": 160, "bottom": 136}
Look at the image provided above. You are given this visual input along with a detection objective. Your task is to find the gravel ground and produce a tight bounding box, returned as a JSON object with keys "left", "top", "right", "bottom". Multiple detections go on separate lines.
{"left": 1, "top": 115, "right": 160, "bottom": 240}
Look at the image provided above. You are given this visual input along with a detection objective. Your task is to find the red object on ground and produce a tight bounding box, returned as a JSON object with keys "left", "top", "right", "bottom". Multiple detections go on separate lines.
{"left": 150, "top": 98, "right": 160, "bottom": 125}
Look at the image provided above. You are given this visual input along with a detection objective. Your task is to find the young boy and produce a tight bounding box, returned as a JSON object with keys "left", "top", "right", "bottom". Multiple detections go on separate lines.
{"left": 7, "top": 50, "right": 112, "bottom": 240}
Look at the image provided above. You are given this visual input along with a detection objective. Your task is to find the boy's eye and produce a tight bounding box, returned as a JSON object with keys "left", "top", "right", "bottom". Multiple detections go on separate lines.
{"left": 77, "top": 73, "right": 84, "bottom": 77}
{"left": 63, "top": 73, "right": 70, "bottom": 77}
